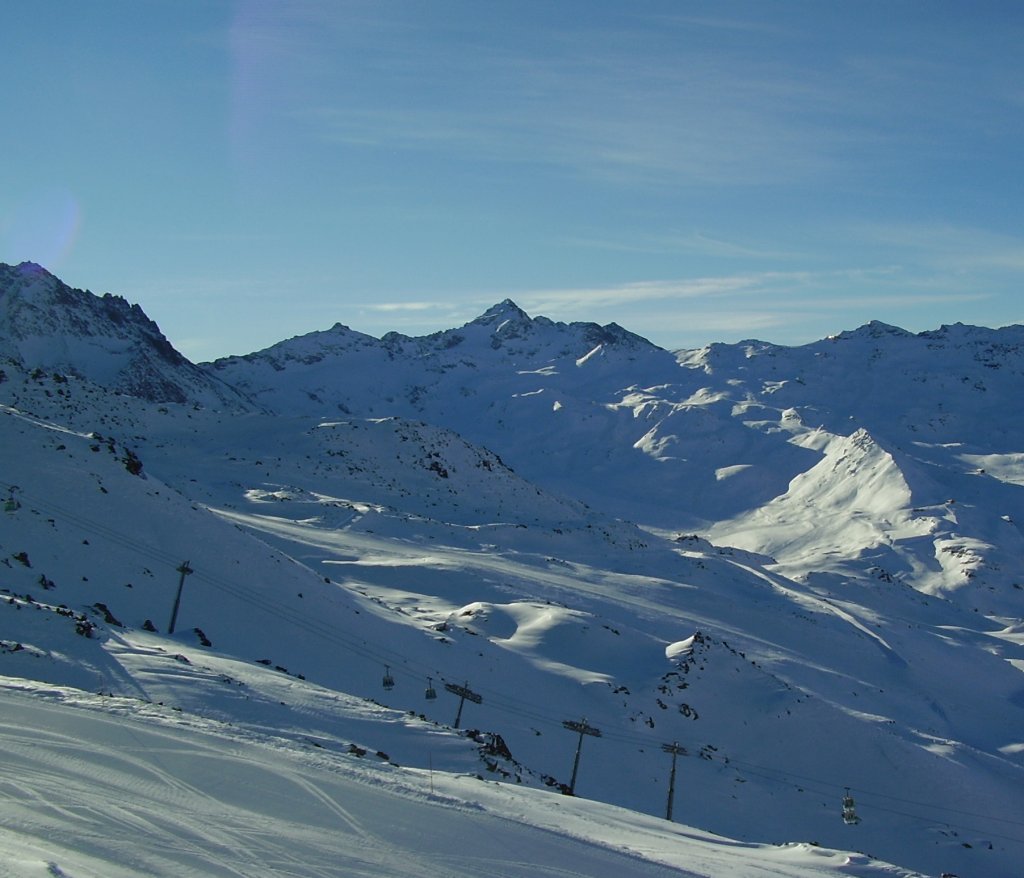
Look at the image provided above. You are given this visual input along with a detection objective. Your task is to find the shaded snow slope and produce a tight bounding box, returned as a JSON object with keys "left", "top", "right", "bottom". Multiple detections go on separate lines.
{"left": 203, "top": 297, "right": 1024, "bottom": 618}
{"left": 0, "top": 262, "right": 252, "bottom": 409}
{"left": 2, "top": 269, "right": 1023, "bottom": 877}
{"left": 3, "top": 363, "right": 1023, "bottom": 878}
{"left": 0, "top": 685, "right": 925, "bottom": 878}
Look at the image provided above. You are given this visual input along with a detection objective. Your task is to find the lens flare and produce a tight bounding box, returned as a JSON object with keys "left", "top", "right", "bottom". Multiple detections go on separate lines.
{"left": 2, "top": 188, "right": 82, "bottom": 270}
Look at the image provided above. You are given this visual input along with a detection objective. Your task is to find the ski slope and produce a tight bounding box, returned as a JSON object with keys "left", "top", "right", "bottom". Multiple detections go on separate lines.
{"left": 0, "top": 680, "right": 924, "bottom": 878}
{"left": 2, "top": 265, "right": 1023, "bottom": 877}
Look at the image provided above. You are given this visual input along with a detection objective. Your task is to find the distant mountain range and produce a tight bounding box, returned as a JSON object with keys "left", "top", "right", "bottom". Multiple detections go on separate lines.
{"left": 2, "top": 260, "right": 1023, "bottom": 878}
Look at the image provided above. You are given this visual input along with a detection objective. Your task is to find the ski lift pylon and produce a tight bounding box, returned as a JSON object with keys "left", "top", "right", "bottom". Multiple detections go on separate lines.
{"left": 382, "top": 665, "right": 395, "bottom": 691}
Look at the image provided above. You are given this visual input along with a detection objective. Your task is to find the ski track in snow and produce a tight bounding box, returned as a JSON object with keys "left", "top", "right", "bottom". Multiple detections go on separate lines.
{"left": 2, "top": 268, "right": 1023, "bottom": 877}
{"left": 0, "top": 683, "right": 910, "bottom": 878}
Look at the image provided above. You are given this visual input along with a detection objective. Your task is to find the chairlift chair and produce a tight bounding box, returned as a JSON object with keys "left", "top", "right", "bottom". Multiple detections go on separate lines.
{"left": 842, "top": 788, "right": 861, "bottom": 825}
{"left": 425, "top": 677, "right": 437, "bottom": 700}
{"left": 382, "top": 665, "right": 395, "bottom": 690}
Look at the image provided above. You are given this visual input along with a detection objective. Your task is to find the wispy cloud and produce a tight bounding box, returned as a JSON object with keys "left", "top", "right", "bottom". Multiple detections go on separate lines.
{"left": 854, "top": 222, "right": 1024, "bottom": 272}
{"left": 359, "top": 268, "right": 991, "bottom": 329}
{"left": 228, "top": 1, "right": 1024, "bottom": 202}
{"left": 519, "top": 275, "right": 781, "bottom": 316}
{"left": 482, "top": 268, "right": 997, "bottom": 347}
{"left": 639, "top": 309, "right": 792, "bottom": 340}
{"left": 647, "top": 13, "right": 792, "bottom": 38}
{"left": 361, "top": 301, "right": 448, "bottom": 313}
{"left": 562, "top": 231, "right": 809, "bottom": 261}
{"left": 264, "top": 6, "right": 859, "bottom": 188}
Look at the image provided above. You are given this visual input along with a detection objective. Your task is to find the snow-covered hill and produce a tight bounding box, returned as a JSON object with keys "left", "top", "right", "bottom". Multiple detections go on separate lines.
{"left": 2, "top": 263, "right": 1023, "bottom": 877}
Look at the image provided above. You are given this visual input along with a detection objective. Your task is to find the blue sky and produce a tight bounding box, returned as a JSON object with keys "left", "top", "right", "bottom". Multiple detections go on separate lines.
{"left": 3, "top": 1, "right": 1023, "bottom": 360}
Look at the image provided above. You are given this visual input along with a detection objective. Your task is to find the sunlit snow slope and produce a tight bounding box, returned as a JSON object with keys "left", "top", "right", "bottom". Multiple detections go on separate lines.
{"left": 2, "top": 262, "right": 1023, "bottom": 878}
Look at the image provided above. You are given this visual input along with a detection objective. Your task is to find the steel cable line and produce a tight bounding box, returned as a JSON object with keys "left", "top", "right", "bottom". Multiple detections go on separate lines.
{"left": 723, "top": 753, "right": 1024, "bottom": 830}
{"left": 733, "top": 756, "right": 1024, "bottom": 845}
{"left": 4, "top": 481, "right": 716, "bottom": 756}
{"left": 3, "top": 482, "right": 188, "bottom": 569}
{"left": 720, "top": 758, "right": 1024, "bottom": 841}
{"left": 3, "top": 483, "right": 421, "bottom": 671}
{"left": 6, "top": 483, "right": 632, "bottom": 730}
{"left": 6, "top": 481, "right": 1024, "bottom": 842}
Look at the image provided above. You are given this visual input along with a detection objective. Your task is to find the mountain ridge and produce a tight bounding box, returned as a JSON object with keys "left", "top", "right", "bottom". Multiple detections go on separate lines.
{"left": 0, "top": 262, "right": 254, "bottom": 409}
{"left": 2, "top": 262, "right": 1023, "bottom": 877}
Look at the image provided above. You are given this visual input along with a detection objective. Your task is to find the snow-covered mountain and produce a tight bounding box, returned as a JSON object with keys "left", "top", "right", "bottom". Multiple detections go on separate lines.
{"left": 2, "top": 262, "right": 1022, "bottom": 878}
{"left": 0, "top": 262, "right": 253, "bottom": 410}
{"left": 207, "top": 297, "right": 1024, "bottom": 618}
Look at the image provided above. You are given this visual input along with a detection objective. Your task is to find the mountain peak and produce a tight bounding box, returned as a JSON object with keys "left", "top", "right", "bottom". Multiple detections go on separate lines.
{"left": 471, "top": 299, "right": 532, "bottom": 327}
{"left": 14, "top": 261, "right": 50, "bottom": 278}
{"left": 836, "top": 320, "right": 913, "bottom": 341}
{"left": 0, "top": 263, "right": 251, "bottom": 408}
{"left": 0, "top": 261, "right": 55, "bottom": 294}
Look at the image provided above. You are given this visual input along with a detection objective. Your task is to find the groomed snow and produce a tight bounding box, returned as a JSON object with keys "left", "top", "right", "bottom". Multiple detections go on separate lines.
{"left": 2, "top": 270, "right": 1023, "bottom": 877}
{"left": 0, "top": 683, "right": 924, "bottom": 878}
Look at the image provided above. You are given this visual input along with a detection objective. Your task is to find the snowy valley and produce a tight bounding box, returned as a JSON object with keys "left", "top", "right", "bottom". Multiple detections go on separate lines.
{"left": 1, "top": 261, "right": 1023, "bottom": 877}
